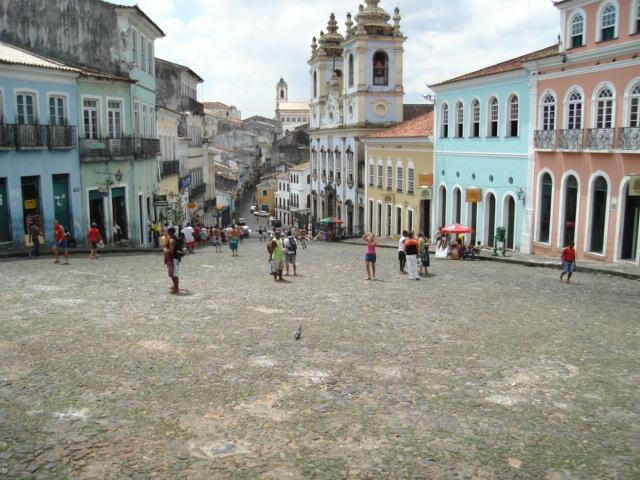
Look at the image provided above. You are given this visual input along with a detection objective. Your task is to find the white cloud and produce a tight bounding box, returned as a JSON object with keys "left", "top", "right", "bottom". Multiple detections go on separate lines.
{"left": 123, "top": 0, "right": 560, "bottom": 117}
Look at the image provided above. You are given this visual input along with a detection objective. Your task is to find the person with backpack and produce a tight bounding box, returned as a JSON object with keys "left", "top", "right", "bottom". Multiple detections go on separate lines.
{"left": 284, "top": 230, "right": 298, "bottom": 276}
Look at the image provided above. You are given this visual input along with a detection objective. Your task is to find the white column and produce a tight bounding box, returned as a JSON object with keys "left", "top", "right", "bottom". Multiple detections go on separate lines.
{"left": 520, "top": 74, "right": 538, "bottom": 255}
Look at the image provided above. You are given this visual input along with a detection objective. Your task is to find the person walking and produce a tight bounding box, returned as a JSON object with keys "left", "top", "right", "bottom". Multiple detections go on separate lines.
{"left": 418, "top": 232, "right": 430, "bottom": 275}
{"left": 404, "top": 232, "right": 420, "bottom": 280}
{"left": 362, "top": 232, "right": 377, "bottom": 280}
{"left": 284, "top": 230, "right": 298, "bottom": 276}
{"left": 87, "top": 223, "right": 102, "bottom": 259}
{"left": 268, "top": 230, "right": 285, "bottom": 282}
{"left": 28, "top": 220, "right": 41, "bottom": 258}
{"left": 560, "top": 241, "right": 576, "bottom": 284}
{"left": 398, "top": 230, "right": 407, "bottom": 274}
{"left": 229, "top": 225, "right": 240, "bottom": 256}
{"left": 182, "top": 223, "right": 195, "bottom": 253}
{"left": 52, "top": 220, "right": 69, "bottom": 265}
{"left": 164, "top": 227, "right": 184, "bottom": 294}
{"left": 212, "top": 225, "right": 222, "bottom": 253}
{"left": 299, "top": 227, "right": 307, "bottom": 249}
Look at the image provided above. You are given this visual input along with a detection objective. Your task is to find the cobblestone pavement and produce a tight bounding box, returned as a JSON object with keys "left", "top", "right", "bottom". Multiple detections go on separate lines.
{"left": 0, "top": 240, "right": 638, "bottom": 479}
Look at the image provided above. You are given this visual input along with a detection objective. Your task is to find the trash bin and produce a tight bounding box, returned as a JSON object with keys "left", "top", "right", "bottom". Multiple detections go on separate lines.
{"left": 493, "top": 227, "right": 506, "bottom": 256}
{"left": 495, "top": 227, "right": 506, "bottom": 242}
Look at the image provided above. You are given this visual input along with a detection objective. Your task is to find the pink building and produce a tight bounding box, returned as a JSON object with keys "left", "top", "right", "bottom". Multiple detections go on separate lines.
{"left": 530, "top": 0, "right": 640, "bottom": 264}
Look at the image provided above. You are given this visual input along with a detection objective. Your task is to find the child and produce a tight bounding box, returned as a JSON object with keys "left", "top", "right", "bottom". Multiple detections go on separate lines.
{"left": 560, "top": 242, "right": 576, "bottom": 283}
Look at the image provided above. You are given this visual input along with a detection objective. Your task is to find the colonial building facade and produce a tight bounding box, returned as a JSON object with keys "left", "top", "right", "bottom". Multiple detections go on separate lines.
{"left": 363, "top": 111, "right": 434, "bottom": 239}
{"left": 530, "top": 0, "right": 640, "bottom": 264}
{"left": 275, "top": 78, "right": 309, "bottom": 137}
{"left": 309, "top": 0, "right": 405, "bottom": 235}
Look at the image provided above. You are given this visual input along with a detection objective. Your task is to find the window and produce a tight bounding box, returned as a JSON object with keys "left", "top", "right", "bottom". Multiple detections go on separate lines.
{"left": 386, "top": 164, "right": 393, "bottom": 190}
{"left": 570, "top": 13, "right": 584, "bottom": 48}
{"left": 49, "top": 96, "right": 65, "bottom": 126}
{"left": 313, "top": 71, "right": 317, "bottom": 98}
{"left": 83, "top": 98, "right": 99, "bottom": 139}
{"left": 148, "top": 41, "right": 153, "bottom": 74}
{"left": 373, "top": 51, "right": 388, "bottom": 86}
{"left": 508, "top": 95, "right": 519, "bottom": 137}
{"left": 377, "top": 163, "right": 383, "bottom": 188}
{"left": 636, "top": 1, "right": 640, "bottom": 34}
{"left": 455, "top": 101, "right": 464, "bottom": 137}
{"left": 335, "top": 149, "right": 342, "bottom": 180}
{"left": 396, "top": 165, "right": 403, "bottom": 192}
{"left": 396, "top": 206, "right": 402, "bottom": 235}
{"left": 328, "top": 150, "right": 334, "bottom": 177}
{"left": 600, "top": 3, "right": 616, "bottom": 41}
{"left": 488, "top": 97, "right": 499, "bottom": 137}
{"left": 408, "top": 167, "right": 414, "bottom": 194}
{"left": 107, "top": 100, "right": 122, "bottom": 138}
{"left": 595, "top": 87, "right": 614, "bottom": 129}
{"left": 386, "top": 204, "right": 392, "bottom": 236}
{"left": 542, "top": 94, "right": 556, "bottom": 131}
{"left": 407, "top": 209, "right": 413, "bottom": 232}
{"left": 589, "top": 176, "right": 608, "bottom": 253}
{"left": 348, "top": 54, "right": 354, "bottom": 87}
{"left": 368, "top": 163, "right": 374, "bottom": 186}
{"left": 321, "top": 148, "right": 326, "bottom": 176}
{"left": 16, "top": 93, "right": 36, "bottom": 125}
{"left": 628, "top": 84, "right": 640, "bottom": 128}
{"left": 134, "top": 102, "right": 140, "bottom": 137}
{"left": 0, "top": 90, "right": 4, "bottom": 122}
{"left": 141, "top": 36, "right": 146, "bottom": 72}
{"left": 347, "top": 148, "right": 354, "bottom": 182}
{"left": 471, "top": 99, "right": 480, "bottom": 137}
{"left": 150, "top": 107, "right": 155, "bottom": 137}
{"left": 441, "top": 103, "right": 449, "bottom": 138}
{"left": 132, "top": 30, "right": 138, "bottom": 66}
{"left": 142, "top": 104, "right": 147, "bottom": 137}
{"left": 538, "top": 172, "right": 553, "bottom": 243}
{"left": 567, "top": 90, "right": 583, "bottom": 129}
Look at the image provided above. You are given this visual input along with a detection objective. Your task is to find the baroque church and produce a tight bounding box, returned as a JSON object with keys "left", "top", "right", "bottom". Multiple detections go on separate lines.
{"left": 275, "top": 78, "right": 310, "bottom": 138}
{"left": 309, "top": 0, "right": 407, "bottom": 234}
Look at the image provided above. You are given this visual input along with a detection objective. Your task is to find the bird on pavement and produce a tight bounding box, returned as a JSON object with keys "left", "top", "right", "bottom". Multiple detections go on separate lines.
{"left": 294, "top": 325, "right": 302, "bottom": 340}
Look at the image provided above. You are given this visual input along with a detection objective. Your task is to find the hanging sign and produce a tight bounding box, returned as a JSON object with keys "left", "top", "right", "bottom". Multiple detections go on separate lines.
{"left": 466, "top": 188, "right": 482, "bottom": 203}
{"left": 629, "top": 175, "right": 640, "bottom": 196}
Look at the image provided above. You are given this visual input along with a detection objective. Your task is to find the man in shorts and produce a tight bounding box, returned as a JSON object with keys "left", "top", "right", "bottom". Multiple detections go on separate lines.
{"left": 560, "top": 241, "right": 576, "bottom": 284}
{"left": 229, "top": 225, "right": 240, "bottom": 256}
{"left": 268, "top": 230, "right": 285, "bottom": 282}
{"left": 211, "top": 225, "right": 222, "bottom": 253}
{"left": 164, "top": 227, "right": 184, "bottom": 293}
{"left": 284, "top": 230, "right": 298, "bottom": 276}
{"left": 398, "top": 230, "right": 407, "bottom": 274}
{"left": 87, "top": 222, "right": 102, "bottom": 259}
{"left": 53, "top": 220, "right": 69, "bottom": 265}
{"left": 182, "top": 223, "right": 196, "bottom": 253}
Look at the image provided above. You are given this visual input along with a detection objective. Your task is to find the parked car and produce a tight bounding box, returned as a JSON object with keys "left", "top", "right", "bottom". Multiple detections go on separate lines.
{"left": 254, "top": 210, "right": 269, "bottom": 217}
{"left": 237, "top": 217, "right": 246, "bottom": 225}
{"left": 250, "top": 205, "right": 256, "bottom": 212}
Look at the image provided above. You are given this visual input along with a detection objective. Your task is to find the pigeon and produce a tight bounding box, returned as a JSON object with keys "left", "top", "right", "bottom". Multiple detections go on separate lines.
{"left": 294, "top": 325, "right": 302, "bottom": 340}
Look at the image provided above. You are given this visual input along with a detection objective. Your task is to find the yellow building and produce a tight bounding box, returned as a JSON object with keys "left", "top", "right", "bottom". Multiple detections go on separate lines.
{"left": 156, "top": 106, "right": 183, "bottom": 224}
{"left": 256, "top": 178, "right": 277, "bottom": 215}
{"left": 363, "top": 111, "right": 434, "bottom": 240}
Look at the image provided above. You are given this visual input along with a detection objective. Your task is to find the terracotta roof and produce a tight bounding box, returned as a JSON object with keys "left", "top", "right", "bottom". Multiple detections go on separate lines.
{"left": 431, "top": 44, "right": 559, "bottom": 88}
{"left": 0, "top": 41, "right": 80, "bottom": 73}
{"left": 403, "top": 104, "right": 433, "bottom": 121}
{"left": 369, "top": 111, "right": 434, "bottom": 139}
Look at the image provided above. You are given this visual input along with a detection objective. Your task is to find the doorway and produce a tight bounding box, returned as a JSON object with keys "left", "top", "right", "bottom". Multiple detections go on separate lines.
{"left": 504, "top": 196, "right": 515, "bottom": 250}
{"left": 52, "top": 174, "right": 72, "bottom": 236}
{"left": 21, "top": 176, "right": 41, "bottom": 236}
{"left": 486, "top": 193, "right": 496, "bottom": 246}
{"left": 469, "top": 202, "right": 478, "bottom": 244}
{"left": 111, "top": 187, "right": 128, "bottom": 240}
{"left": 89, "top": 190, "right": 106, "bottom": 241}
{"left": 0, "top": 178, "right": 11, "bottom": 242}
{"left": 563, "top": 175, "right": 578, "bottom": 246}
{"left": 376, "top": 203, "right": 382, "bottom": 237}
{"left": 138, "top": 194, "right": 145, "bottom": 246}
{"left": 620, "top": 182, "right": 640, "bottom": 261}
{"left": 420, "top": 199, "right": 431, "bottom": 238}
{"left": 439, "top": 186, "right": 447, "bottom": 228}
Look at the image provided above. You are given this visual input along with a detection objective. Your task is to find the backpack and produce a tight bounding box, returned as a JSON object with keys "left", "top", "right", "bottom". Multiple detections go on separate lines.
{"left": 288, "top": 237, "right": 297, "bottom": 253}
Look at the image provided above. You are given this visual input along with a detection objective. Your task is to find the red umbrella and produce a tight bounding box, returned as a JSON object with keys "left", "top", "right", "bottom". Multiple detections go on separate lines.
{"left": 441, "top": 223, "right": 474, "bottom": 234}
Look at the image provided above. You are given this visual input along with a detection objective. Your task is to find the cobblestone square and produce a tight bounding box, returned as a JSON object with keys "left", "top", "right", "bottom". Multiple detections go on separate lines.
{"left": 0, "top": 240, "right": 638, "bottom": 479}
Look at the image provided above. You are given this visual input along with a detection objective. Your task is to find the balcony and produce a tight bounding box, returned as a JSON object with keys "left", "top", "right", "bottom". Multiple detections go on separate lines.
{"left": 0, "top": 124, "right": 77, "bottom": 150}
{"left": 16, "top": 124, "right": 46, "bottom": 148}
{"left": 0, "top": 124, "right": 16, "bottom": 149}
{"left": 190, "top": 182, "right": 206, "bottom": 200}
{"left": 48, "top": 126, "right": 76, "bottom": 148}
{"left": 79, "top": 136, "right": 160, "bottom": 160}
{"left": 161, "top": 160, "right": 180, "bottom": 178}
{"left": 534, "top": 128, "right": 639, "bottom": 152}
{"left": 181, "top": 96, "right": 204, "bottom": 116}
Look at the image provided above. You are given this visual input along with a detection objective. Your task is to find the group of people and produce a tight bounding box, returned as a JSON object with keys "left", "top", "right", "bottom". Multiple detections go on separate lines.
{"left": 266, "top": 230, "right": 299, "bottom": 281}
{"left": 361, "top": 230, "right": 431, "bottom": 281}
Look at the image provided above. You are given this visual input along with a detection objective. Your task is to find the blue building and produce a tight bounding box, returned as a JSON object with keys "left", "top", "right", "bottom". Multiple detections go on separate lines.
{"left": 430, "top": 46, "right": 557, "bottom": 252}
{"left": 0, "top": 41, "right": 83, "bottom": 246}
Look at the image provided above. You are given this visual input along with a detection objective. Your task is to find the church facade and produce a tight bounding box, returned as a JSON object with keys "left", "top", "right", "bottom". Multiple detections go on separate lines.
{"left": 308, "top": 0, "right": 405, "bottom": 235}
{"left": 275, "top": 78, "right": 309, "bottom": 137}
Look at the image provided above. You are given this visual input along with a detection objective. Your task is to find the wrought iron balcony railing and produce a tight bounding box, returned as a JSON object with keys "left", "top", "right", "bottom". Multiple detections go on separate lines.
{"left": 79, "top": 136, "right": 160, "bottom": 159}
{"left": 16, "top": 124, "right": 46, "bottom": 148}
{"left": 0, "top": 124, "right": 16, "bottom": 148}
{"left": 534, "top": 128, "right": 639, "bottom": 152}
{"left": 584, "top": 128, "right": 615, "bottom": 150}
{"left": 48, "top": 126, "right": 76, "bottom": 148}
{"left": 534, "top": 130, "right": 556, "bottom": 150}
{"left": 161, "top": 160, "right": 180, "bottom": 178}
{"left": 557, "top": 129, "right": 584, "bottom": 150}
{"left": 189, "top": 182, "right": 206, "bottom": 200}
{"left": 181, "top": 96, "right": 204, "bottom": 116}
{"left": 615, "top": 127, "right": 640, "bottom": 150}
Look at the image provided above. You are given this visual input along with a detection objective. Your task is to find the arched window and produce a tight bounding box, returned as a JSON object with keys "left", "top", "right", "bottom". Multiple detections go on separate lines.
{"left": 628, "top": 83, "right": 640, "bottom": 128}
{"left": 386, "top": 163, "right": 393, "bottom": 190}
{"left": 441, "top": 103, "right": 449, "bottom": 138}
{"left": 335, "top": 148, "right": 342, "bottom": 182}
{"left": 562, "top": 175, "right": 579, "bottom": 246}
{"left": 599, "top": 3, "right": 617, "bottom": 41}
{"left": 280, "top": 89, "right": 285, "bottom": 99}
{"left": 589, "top": 176, "right": 608, "bottom": 253}
{"left": 346, "top": 147, "right": 354, "bottom": 185}
{"left": 455, "top": 101, "right": 464, "bottom": 138}
{"left": 508, "top": 95, "right": 519, "bottom": 137}
{"left": 313, "top": 71, "right": 317, "bottom": 98}
{"left": 311, "top": 148, "right": 317, "bottom": 178}
{"left": 595, "top": 87, "right": 614, "bottom": 129}
{"left": 488, "top": 97, "right": 499, "bottom": 137}
{"left": 570, "top": 13, "right": 585, "bottom": 48}
{"left": 348, "top": 54, "right": 354, "bottom": 87}
{"left": 320, "top": 147, "right": 326, "bottom": 178}
{"left": 372, "top": 51, "right": 388, "bottom": 86}
{"left": 377, "top": 162, "right": 383, "bottom": 188}
{"left": 567, "top": 90, "right": 583, "bottom": 129}
{"left": 453, "top": 188, "right": 462, "bottom": 223}
{"left": 538, "top": 173, "right": 553, "bottom": 243}
{"left": 542, "top": 94, "right": 556, "bottom": 131}
{"left": 471, "top": 99, "right": 480, "bottom": 137}
{"left": 439, "top": 185, "right": 447, "bottom": 228}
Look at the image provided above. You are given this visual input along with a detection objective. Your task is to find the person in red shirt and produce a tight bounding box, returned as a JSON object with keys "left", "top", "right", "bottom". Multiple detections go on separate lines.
{"left": 87, "top": 223, "right": 102, "bottom": 259}
{"left": 560, "top": 241, "right": 576, "bottom": 283}
{"left": 53, "top": 220, "right": 69, "bottom": 265}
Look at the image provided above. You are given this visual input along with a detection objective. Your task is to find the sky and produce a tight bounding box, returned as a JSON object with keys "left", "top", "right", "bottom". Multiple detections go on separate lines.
{"left": 119, "top": 0, "right": 561, "bottom": 118}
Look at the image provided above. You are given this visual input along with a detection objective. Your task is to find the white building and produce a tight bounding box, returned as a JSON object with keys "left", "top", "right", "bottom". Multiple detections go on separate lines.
{"left": 289, "top": 162, "right": 311, "bottom": 229}
{"left": 275, "top": 172, "right": 291, "bottom": 227}
{"left": 275, "top": 77, "right": 310, "bottom": 136}
{"left": 309, "top": 0, "right": 406, "bottom": 235}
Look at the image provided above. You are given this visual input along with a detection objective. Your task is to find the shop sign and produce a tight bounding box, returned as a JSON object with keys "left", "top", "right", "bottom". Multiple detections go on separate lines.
{"left": 629, "top": 175, "right": 640, "bottom": 196}
{"left": 24, "top": 198, "right": 37, "bottom": 210}
{"left": 154, "top": 195, "right": 168, "bottom": 206}
{"left": 418, "top": 174, "right": 433, "bottom": 187}
{"left": 466, "top": 188, "right": 482, "bottom": 203}
{"left": 187, "top": 202, "right": 197, "bottom": 209}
